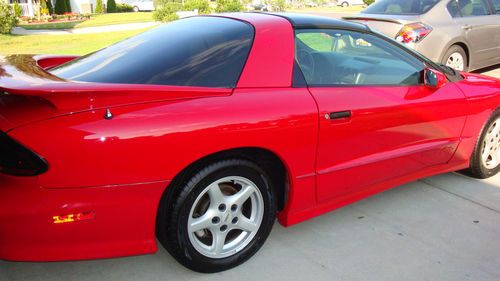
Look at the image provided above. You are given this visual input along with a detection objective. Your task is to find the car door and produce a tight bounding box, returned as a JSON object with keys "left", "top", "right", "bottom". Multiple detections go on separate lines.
{"left": 452, "top": 0, "right": 500, "bottom": 69}
{"left": 295, "top": 29, "right": 468, "bottom": 202}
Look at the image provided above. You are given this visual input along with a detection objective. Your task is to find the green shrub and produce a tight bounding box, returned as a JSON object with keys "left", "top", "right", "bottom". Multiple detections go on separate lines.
{"left": 363, "top": 0, "right": 375, "bottom": 5}
{"left": 95, "top": 0, "right": 104, "bottom": 13}
{"left": 40, "top": 0, "right": 49, "bottom": 15}
{"left": 269, "top": 0, "right": 286, "bottom": 11}
{"left": 107, "top": 0, "right": 117, "bottom": 12}
{"left": 0, "top": 1, "right": 18, "bottom": 34}
{"left": 13, "top": 1, "right": 22, "bottom": 18}
{"left": 215, "top": 0, "right": 243, "bottom": 12}
{"left": 47, "top": 0, "right": 54, "bottom": 15}
{"left": 116, "top": 3, "right": 134, "bottom": 12}
{"left": 154, "top": 0, "right": 183, "bottom": 10}
{"left": 54, "top": 0, "right": 67, "bottom": 14}
{"left": 183, "top": 0, "right": 211, "bottom": 14}
{"left": 153, "top": 4, "right": 179, "bottom": 22}
{"left": 65, "top": 0, "right": 71, "bottom": 12}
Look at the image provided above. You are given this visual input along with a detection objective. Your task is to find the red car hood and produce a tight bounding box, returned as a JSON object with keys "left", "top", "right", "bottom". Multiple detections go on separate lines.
{"left": 0, "top": 55, "right": 231, "bottom": 132}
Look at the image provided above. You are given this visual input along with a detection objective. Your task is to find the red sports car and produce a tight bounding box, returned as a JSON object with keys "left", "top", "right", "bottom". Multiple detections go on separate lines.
{"left": 1, "top": 13, "right": 500, "bottom": 273}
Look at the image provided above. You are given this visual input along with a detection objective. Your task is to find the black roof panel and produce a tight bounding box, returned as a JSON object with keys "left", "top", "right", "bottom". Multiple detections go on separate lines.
{"left": 269, "top": 13, "right": 369, "bottom": 32}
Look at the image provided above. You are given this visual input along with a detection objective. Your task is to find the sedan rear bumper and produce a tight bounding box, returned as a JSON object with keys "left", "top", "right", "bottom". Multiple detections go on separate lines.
{"left": 0, "top": 174, "right": 168, "bottom": 261}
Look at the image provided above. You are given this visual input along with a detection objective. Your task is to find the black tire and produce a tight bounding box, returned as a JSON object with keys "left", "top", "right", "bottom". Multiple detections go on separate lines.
{"left": 156, "top": 159, "right": 276, "bottom": 273}
{"left": 342, "top": 1, "right": 349, "bottom": 7}
{"left": 442, "top": 45, "right": 468, "bottom": 72}
{"left": 463, "top": 109, "right": 500, "bottom": 179}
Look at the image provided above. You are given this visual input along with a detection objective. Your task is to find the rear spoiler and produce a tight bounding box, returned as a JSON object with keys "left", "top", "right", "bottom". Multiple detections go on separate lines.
{"left": 342, "top": 16, "right": 404, "bottom": 25}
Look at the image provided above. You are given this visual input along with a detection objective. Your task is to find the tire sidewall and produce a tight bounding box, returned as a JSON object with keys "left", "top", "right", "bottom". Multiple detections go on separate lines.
{"left": 170, "top": 160, "right": 276, "bottom": 272}
{"left": 442, "top": 45, "right": 468, "bottom": 72}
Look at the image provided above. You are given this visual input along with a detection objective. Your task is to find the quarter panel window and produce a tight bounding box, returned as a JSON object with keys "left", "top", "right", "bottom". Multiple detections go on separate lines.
{"left": 295, "top": 29, "right": 424, "bottom": 86}
{"left": 51, "top": 17, "right": 254, "bottom": 88}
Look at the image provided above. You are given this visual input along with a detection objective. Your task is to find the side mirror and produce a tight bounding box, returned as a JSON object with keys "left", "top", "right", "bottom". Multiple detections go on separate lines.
{"left": 424, "top": 68, "right": 447, "bottom": 88}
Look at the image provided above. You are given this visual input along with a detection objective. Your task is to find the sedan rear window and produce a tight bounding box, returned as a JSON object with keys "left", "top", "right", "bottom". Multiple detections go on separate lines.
{"left": 362, "top": 0, "right": 440, "bottom": 15}
{"left": 51, "top": 17, "right": 254, "bottom": 88}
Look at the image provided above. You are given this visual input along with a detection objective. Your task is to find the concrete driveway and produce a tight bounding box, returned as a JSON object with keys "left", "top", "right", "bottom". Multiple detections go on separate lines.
{"left": 1, "top": 172, "right": 499, "bottom": 281}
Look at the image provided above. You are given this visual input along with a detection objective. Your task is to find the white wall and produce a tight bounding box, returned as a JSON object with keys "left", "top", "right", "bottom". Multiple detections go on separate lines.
{"left": 68, "top": 0, "right": 126, "bottom": 13}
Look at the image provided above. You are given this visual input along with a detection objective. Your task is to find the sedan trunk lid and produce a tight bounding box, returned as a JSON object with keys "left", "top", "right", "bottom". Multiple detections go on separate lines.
{"left": 343, "top": 14, "right": 421, "bottom": 39}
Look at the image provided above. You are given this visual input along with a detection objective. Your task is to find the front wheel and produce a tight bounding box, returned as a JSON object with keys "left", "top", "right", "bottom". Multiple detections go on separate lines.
{"left": 157, "top": 159, "right": 276, "bottom": 273}
{"left": 464, "top": 110, "right": 500, "bottom": 178}
{"left": 133, "top": 6, "right": 139, "bottom": 12}
{"left": 341, "top": 1, "right": 349, "bottom": 7}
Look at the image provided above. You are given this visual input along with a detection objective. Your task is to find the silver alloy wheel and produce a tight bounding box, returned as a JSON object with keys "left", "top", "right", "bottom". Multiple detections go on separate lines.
{"left": 187, "top": 176, "right": 264, "bottom": 259}
{"left": 481, "top": 118, "right": 500, "bottom": 169}
{"left": 446, "top": 52, "right": 465, "bottom": 71}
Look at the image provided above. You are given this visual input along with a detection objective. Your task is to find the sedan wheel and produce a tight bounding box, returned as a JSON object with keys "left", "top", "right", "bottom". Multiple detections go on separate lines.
{"left": 442, "top": 45, "right": 468, "bottom": 72}
{"left": 156, "top": 159, "right": 276, "bottom": 273}
{"left": 446, "top": 52, "right": 465, "bottom": 71}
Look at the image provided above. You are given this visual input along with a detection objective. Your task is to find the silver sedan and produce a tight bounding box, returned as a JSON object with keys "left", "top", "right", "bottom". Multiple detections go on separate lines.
{"left": 344, "top": 0, "right": 500, "bottom": 71}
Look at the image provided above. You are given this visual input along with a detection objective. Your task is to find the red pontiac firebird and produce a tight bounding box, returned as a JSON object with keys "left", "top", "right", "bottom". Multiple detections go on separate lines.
{"left": 1, "top": 13, "right": 500, "bottom": 272}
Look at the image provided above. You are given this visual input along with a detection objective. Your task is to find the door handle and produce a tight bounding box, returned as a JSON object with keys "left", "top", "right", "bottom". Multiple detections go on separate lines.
{"left": 326, "top": 110, "right": 352, "bottom": 120}
{"left": 461, "top": 25, "right": 472, "bottom": 31}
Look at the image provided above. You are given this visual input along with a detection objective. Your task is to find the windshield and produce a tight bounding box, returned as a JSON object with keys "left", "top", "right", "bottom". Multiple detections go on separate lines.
{"left": 51, "top": 17, "right": 254, "bottom": 88}
{"left": 362, "top": 0, "right": 440, "bottom": 15}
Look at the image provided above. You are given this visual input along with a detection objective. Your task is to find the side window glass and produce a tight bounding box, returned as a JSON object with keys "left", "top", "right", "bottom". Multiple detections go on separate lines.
{"left": 457, "top": 0, "right": 489, "bottom": 16}
{"left": 447, "top": 0, "right": 461, "bottom": 17}
{"left": 295, "top": 29, "right": 424, "bottom": 86}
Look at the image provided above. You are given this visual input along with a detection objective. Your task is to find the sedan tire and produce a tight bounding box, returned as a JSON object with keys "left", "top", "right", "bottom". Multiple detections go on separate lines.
{"left": 442, "top": 45, "right": 468, "bottom": 72}
{"left": 156, "top": 159, "right": 276, "bottom": 273}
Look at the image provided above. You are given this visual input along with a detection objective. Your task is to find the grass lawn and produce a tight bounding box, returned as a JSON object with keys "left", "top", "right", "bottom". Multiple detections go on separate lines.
{"left": 19, "top": 12, "right": 154, "bottom": 30}
{"left": 0, "top": 28, "right": 150, "bottom": 55}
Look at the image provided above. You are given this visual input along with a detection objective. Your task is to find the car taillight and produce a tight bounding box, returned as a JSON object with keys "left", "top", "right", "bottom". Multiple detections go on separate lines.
{"left": 0, "top": 132, "right": 48, "bottom": 176}
{"left": 395, "top": 23, "right": 432, "bottom": 48}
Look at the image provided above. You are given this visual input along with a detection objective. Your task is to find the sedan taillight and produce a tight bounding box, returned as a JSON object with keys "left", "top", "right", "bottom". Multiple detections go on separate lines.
{"left": 0, "top": 132, "right": 48, "bottom": 176}
{"left": 395, "top": 23, "right": 432, "bottom": 48}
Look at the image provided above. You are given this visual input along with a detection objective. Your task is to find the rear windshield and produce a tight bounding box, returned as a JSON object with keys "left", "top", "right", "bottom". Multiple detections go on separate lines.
{"left": 51, "top": 17, "right": 254, "bottom": 88}
{"left": 362, "top": 0, "right": 440, "bottom": 14}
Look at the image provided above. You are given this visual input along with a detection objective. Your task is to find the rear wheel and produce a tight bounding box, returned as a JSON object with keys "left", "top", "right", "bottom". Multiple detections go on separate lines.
{"left": 157, "top": 159, "right": 276, "bottom": 273}
{"left": 442, "top": 45, "right": 468, "bottom": 72}
{"left": 464, "top": 110, "right": 500, "bottom": 178}
{"left": 341, "top": 1, "right": 349, "bottom": 7}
